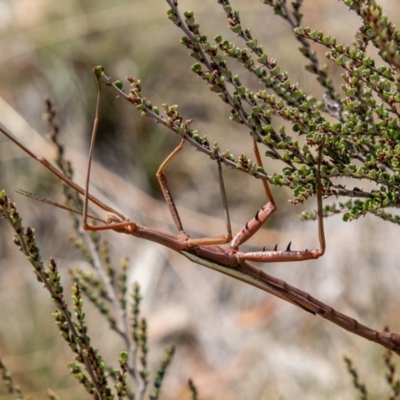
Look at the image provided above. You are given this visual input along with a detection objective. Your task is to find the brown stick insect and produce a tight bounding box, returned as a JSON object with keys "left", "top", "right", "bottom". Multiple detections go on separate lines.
{"left": 1, "top": 66, "right": 400, "bottom": 356}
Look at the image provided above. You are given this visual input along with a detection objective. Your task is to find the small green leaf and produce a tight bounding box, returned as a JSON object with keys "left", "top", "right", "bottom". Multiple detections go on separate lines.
{"left": 113, "top": 80, "right": 124, "bottom": 90}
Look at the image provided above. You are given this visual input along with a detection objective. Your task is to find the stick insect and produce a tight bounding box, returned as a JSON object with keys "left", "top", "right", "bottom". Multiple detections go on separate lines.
{"left": 1, "top": 70, "right": 400, "bottom": 356}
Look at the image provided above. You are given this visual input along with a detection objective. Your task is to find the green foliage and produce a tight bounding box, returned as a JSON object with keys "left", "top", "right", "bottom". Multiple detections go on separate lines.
{"left": 96, "top": 0, "right": 400, "bottom": 225}
{"left": 0, "top": 356, "right": 26, "bottom": 399}
{"left": 345, "top": 338, "right": 400, "bottom": 399}
{"left": 1, "top": 0, "right": 400, "bottom": 398}
{"left": 344, "top": 355, "right": 369, "bottom": 400}
{"left": 0, "top": 189, "right": 181, "bottom": 399}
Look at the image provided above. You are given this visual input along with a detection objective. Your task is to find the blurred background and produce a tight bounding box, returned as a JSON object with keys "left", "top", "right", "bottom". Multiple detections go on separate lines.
{"left": 1, "top": 0, "right": 400, "bottom": 399}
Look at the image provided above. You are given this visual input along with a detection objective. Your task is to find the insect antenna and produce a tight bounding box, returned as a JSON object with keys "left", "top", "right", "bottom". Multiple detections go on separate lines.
{"left": 15, "top": 189, "right": 106, "bottom": 224}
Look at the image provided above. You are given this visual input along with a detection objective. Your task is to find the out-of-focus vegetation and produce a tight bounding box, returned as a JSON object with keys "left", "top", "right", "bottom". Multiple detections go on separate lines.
{"left": 1, "top": 1, "right": 400, "bottom": 399}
